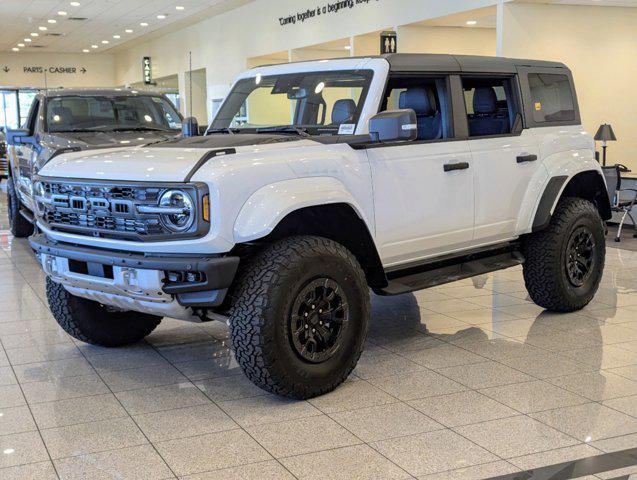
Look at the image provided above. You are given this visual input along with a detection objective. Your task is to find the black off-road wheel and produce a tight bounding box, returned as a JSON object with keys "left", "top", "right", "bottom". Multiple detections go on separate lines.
{"left": 46, "top": 278, "right": 162, "bottom": 347}
{"left": 523, "top": 197, "right": 605, "bottom": 312}
{"left": 228, "top": 236, "right": 370, "bottom": 399}
{"left": 7, "top": 176, "right": 34, "bottom": 238}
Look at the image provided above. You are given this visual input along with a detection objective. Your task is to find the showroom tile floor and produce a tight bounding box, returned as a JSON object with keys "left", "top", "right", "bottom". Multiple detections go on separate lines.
{"left": 1, "top": 185, "right": 637, "bottom": 479}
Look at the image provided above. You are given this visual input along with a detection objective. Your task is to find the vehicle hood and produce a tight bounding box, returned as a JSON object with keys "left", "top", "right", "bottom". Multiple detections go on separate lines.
{"left": 42, "top": 130, "right": 179, "bottom": 151}
{"left": 38, "top": 134, "right": 319, "bottom": 182}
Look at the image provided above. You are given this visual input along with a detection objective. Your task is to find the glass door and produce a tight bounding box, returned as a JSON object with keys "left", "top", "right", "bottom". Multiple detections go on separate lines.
{"left": 0, "top": 90, "right": 38, "bottom": 130}
{"left": 0, "top": 90, "right": 19, "bottom": 130}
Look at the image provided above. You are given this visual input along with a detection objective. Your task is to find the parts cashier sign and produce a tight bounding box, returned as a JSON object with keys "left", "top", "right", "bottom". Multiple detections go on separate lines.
{"left": 279, "top": 0, "right": 379, "bottom": 26}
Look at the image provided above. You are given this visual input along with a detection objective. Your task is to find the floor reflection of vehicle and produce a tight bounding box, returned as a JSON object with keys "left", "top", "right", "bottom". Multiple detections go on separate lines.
{"left": 0, "top": 127, "right": 8, "bottom": 181}
{"left": 4, "top": 89, "right": 183, "bottom": 237}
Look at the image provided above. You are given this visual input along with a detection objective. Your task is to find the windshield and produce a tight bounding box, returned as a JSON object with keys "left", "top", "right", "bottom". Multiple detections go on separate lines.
{"left": 45, "top": 95, "right": 182, "bottom": 133}
{"left": 211, "top": 70, "right": 373, "bottom": 136}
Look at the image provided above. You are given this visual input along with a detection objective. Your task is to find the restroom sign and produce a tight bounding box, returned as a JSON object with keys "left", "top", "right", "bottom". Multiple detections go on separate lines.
{"left": 380, "top": 31, "right": 397, "bottom": 54}
{"left": 143, "top": 57, "right": 152, "bottom": 84}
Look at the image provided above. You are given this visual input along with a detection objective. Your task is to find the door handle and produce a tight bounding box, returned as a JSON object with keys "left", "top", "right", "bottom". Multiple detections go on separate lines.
{"left": 517, "top": 154, "right": 538, "bottom": 163}
{"left": 444, "top": 162, "right": 470, "bottom": 172}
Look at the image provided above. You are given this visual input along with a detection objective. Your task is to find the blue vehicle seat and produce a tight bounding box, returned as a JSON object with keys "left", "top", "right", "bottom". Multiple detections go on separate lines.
{"left": 469, "top": 87, "right": 509, "bottom": 136}
{"left": 399, "top": 88, "right": 441, "bottom": 141}
{"left": 331, "top": 99, "right": 357, "bottom": 125}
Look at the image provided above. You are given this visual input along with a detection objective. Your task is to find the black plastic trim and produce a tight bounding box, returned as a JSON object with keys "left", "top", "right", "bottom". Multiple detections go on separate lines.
{"left": 29, "top": 234, "right": 239, "bottom": 294}
{"left": 184, "top": 148, "right": 236, "bottom": 182}
{"left": 377, "top": 242, "right": 524, "bottom": 296}
{"left": 532, "top": 175, "right": 569, "bottom": 232}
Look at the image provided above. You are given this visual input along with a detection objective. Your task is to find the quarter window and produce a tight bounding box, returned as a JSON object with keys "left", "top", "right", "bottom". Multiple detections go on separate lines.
{"left": 528, "top": 73, "right": 575, "bottom": 123}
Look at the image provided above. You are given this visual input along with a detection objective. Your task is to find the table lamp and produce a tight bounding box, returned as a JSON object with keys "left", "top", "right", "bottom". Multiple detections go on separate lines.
{"left": 594, "top": 124, "right": 617, "bottom": 166}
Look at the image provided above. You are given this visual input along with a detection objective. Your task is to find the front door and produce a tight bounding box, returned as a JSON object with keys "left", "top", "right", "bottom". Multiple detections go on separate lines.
{"left": 368, "top": 141, "right": 474, "bottom": 267}
{"left": 367, "top": 74, "right": 474, "bottom": 267}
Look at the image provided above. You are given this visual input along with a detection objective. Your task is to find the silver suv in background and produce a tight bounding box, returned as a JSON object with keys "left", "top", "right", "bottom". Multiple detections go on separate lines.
{"left": 5, "top": 89, "right": 183, "bottom": 237}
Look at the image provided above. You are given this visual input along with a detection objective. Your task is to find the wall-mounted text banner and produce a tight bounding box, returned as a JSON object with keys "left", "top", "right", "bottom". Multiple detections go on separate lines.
{"left": 7, "top": 66, "right": 88, "bottom": 75}
{"left": 279, "top": 0, "right": 379, "bottom": 26}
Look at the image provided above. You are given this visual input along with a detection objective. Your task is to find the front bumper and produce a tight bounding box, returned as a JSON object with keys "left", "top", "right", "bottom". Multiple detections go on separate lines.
{"left": 29, "top": 234, "right": 240, "bottom": 317}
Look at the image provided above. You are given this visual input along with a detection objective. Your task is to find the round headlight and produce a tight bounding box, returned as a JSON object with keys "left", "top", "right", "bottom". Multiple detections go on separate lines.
{"left": 158, "top": 190, "right": 194, "bottom": 232}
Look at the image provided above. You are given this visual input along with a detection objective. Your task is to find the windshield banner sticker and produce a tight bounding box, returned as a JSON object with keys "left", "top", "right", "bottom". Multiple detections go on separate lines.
{"left": 338, "top": 124, "right": 356, "bottom": 135}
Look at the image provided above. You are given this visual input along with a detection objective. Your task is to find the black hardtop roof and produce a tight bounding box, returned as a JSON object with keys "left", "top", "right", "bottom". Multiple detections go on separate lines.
{"left": 381, "top": 53, "right": 568, "bottom": 73}
{"left": 39, "top": 88, "right": 167, "bottom": 99}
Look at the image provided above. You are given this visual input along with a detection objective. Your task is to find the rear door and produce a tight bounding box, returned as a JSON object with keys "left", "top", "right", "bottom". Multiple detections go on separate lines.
{"left": 462, "top": 75, "right": 543, "bottom": 244}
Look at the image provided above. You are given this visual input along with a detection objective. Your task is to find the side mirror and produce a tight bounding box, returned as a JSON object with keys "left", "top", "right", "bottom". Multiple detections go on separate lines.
{"left": 182, "top": 117, "right": 200, "bottom": 138}
{"left": 6, "top": 128, "right": 34, "bottom": 146}
{"left": 369, "top": 109, "right": 418, "bottom": 143}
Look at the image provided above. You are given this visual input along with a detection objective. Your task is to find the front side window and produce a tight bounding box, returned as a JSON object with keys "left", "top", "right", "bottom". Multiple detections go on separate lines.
{"left": 44, "top": 95, "right": 182, "bottom": 133}
{"left": 382, "top": 76, "right": 452, "bottom": 141}
{"left": 528, "top": 73, "right": 575, "bottom": 123}
{"left": 463, "top": 77, "right": 519, "bottom": 137}
{"left": 211, "top": 70, "right": 373, "bottom": 136}
{"left": 25, "top": 99, "right": 40, "bottom": 134}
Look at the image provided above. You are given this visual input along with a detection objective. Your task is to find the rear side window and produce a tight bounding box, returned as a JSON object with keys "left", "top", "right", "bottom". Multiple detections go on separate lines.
{"left": 462, "top": 77, "right": 519, "bottom": 138}
{"left": 528, "top": 73, "right": 575, "bottom": 123}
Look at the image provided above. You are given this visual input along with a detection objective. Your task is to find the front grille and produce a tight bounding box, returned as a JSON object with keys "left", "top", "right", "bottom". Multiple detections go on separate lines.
{"left": 37, "top": 180, "right": 206, "bottom": 241}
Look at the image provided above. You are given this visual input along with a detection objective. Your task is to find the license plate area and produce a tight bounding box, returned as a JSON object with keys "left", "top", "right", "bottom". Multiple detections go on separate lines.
{"left": 41, "top": 253, "right": 167, "bottom": 302}
{"left": 68, "top": 259, "right": 114, "bottom": 279}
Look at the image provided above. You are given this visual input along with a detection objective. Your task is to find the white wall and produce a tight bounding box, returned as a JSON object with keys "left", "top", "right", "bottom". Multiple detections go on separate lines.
{"left": 502, "top": 2, "right": 637, "bottom": 170}
{"left": 398, "top": 26, "right": 496, "bottom": 56}
{"left": 114, "top": 0, "right": 498, "bottom": 121}
{"left": 0, "top": 52, "right": 115, "bottom": 88}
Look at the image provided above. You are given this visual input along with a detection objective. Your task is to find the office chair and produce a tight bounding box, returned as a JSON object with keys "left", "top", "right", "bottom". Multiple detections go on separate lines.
{"left": 601, "top": 165, "right": 637, "bottom": 242}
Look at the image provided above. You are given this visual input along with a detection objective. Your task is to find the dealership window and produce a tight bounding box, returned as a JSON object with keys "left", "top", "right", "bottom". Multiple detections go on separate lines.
{"left": 462, "top": 77, "right": 519, "bottom": 137}
{"left": 528, "top": 73, "right": 575, "bottom": 123}
{"left": 212, "top": 70, "right": 373, "bottom": 135}
{"left": 381, "top": 76, "right": 452, "bottom": 141}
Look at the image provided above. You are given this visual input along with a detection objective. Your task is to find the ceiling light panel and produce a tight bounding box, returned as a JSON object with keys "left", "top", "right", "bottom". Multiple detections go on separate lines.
{"left": 1, "top": 0, "right": 233, "bottom": 53}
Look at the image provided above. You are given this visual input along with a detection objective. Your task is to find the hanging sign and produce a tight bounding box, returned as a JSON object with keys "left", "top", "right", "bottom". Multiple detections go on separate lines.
{"left": 143, "top": 57, "right": 152, "bottom": 84}
{"left": 380, "top": 31, "right": 397, "bottom": 54}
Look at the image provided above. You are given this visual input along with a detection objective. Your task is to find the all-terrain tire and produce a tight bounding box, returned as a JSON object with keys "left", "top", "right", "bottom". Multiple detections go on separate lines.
{"left": 228, "top": 236, "right": 370, "bottom": 399}
{"left": 523, "top": 197, "right": 605, "bottom": 312}
{"left": 46, "top": 278, "right": 162, "bottom": 347}
{"left": 7, "top": 176, "right": 34, "bottom": 238}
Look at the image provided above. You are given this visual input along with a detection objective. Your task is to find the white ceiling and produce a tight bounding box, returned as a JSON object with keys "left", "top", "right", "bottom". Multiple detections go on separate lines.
{"left": 0, "top": 0, "right": 250, "bottom": 54}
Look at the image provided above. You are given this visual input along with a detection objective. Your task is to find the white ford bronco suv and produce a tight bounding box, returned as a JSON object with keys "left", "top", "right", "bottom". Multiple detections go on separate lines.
{"left": 29, "top": 54, "right": 611, "bottom": 399}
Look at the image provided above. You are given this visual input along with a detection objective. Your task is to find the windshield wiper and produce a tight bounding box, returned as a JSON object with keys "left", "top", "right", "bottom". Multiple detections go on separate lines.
{"left": 206, "top": 127, "right": 241, "bottom": 135}
{"left": 109, "top": 127, "right": 170, "bottom": 132}
{"left": 52, "top": 128, "right": 101, "bottom": 133}
{"left": 255, "top": 125, "right": 311, "bottom": 138}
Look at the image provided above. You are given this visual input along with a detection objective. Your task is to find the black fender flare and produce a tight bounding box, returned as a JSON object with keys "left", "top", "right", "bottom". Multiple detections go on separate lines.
{"left": 532, "top": 176, "right": 569, "bottom": 232}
